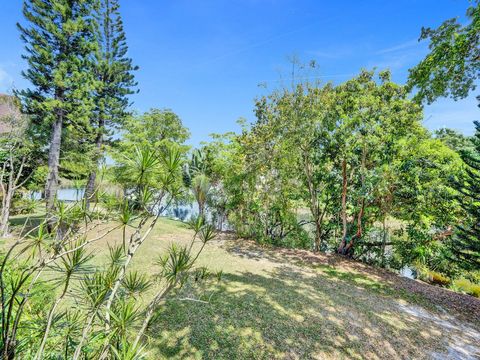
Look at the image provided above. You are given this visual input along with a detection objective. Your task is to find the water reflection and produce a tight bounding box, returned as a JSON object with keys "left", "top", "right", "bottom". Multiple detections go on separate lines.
{"left": 31, "top": 188, "right": 85, "bottom": 202}
{"left": 400, "top": 266, "right": 417, "bottom": 279}
{"left": 30, "top": 188, "right": 229, "bottom": 230}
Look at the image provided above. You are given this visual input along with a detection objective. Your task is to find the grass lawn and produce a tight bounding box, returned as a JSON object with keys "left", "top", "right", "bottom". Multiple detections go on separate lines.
{"left": 5, "top": 214, "right": 480, "bottom": 359}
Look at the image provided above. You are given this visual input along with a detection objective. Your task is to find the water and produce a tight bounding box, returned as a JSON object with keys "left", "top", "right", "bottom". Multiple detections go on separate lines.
{"left": 164, "top": 202, "right": 199, "bottom": 221}
{"left": 30, "top": 188, "right": 230, "bottom": 229}
{"left": 32, "top": 188, "right": 197, "bottom": 216}
{"left": 400, "top": 266, "right": 417, "bottom": 279}
{"left": 30, "top": 188, "right": 85, "bottom": 202}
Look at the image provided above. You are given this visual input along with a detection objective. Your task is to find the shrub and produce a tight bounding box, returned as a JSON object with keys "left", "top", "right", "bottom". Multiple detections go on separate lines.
{"left": 428, "top": 271, "right": 451, "bottom": 286}
{"left": 452, "top": 278, "right": 480, "bottom": 298}
{"left": 416, "top": 266, "right": 451, "bottom": 286}
{"left": 11, "top": 197, "right": 37, "bottom": 215}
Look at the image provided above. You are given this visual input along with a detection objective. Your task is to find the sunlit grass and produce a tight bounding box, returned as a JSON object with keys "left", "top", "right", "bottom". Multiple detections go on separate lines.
{"left": 4, "top": 214, "right": 478, "bottom": 359}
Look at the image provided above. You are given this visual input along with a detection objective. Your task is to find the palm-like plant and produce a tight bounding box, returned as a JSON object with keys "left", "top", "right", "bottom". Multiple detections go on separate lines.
{"left": 192, "top": 174, "right": 211, "bottom": 218}
{"left": 122, "top": 271, "right": 152, "bottom": 297}
{"left": 2, "top": 142, "right": 220, "bottom": 359}
{"left": 34, "top": 245, "right": 93, "bottom": 359}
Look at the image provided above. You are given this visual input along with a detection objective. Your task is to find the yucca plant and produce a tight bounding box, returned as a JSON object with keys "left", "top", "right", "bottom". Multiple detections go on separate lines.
{"left": 122, "top": 271, "right": 152, "bottom": 297}
{"left": 34, "top": 244, "right": 93, "bottom": 360}
{"left": 0, "top": 198, "right": 119, "bottom": 359}
{"left": 2, "top": 143, "right": 220, "bottom": 359}
{"left": 110, "top": 339, "right": 147, "bottom": 360}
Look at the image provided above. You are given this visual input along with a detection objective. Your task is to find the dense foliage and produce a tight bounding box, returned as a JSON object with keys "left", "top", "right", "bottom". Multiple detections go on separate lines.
{"left": 197, "top": 69, "right": 465, "bottom": 274}
{"left": 408, "top": 0, "right": 479, "bottom": 104}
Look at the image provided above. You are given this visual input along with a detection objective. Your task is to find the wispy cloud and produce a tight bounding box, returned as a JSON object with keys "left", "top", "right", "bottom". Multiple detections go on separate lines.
{"left": 189, "top": 14, "right": 342, "bottom": 70}
{"left": 371, "top": 53, "right": 417, "bottom": 71}
{"left": 375, "top": 39, "right": 420, "bottom": 55}
{"left": 364, "top": 38, "right": 429, "bottom": 74}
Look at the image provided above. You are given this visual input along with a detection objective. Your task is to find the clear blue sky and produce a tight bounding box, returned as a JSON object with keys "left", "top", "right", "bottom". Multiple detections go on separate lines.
{"left": 0, "top": 0, "right": 478, "bottom": 146}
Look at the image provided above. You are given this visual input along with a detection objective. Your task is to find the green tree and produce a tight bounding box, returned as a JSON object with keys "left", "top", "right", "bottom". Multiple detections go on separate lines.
{"left": 408, "top": 0, "right": 479, "bottom": 105}
{"left": 252, "top": 79, "right": 338, "bottom": 251}
{"left": 332, "top": 71, "right": 425, "bottom": 256}
{"left": 219, "top": 68, "right": 461, "bottom": 264}
{"left": 112, "top": 108, "right": 190, "bottom": 205}
{"left": 84, "top": 0, "right": 138, "bottom": 208}
{"left": 122, "top": 108, "right": 190, "bottom": 150}
{"left": 0, "top": 97, "right": 32, "bottom": 236}
{"left": 17, "top": 0, "right": 98, "bottom": 223}
{"left": 454, "top": 121, "right": 480, "bottom": 270}
{"left": 434, "top": 128, "right": 473, "bottom": 153}
{"left": 199, "top": 132, "right": 242, "bottom": 230}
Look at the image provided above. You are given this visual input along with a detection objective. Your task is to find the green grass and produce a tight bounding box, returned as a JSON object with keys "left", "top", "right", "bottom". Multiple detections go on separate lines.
{"left": 5, "top": 215, "right": 479, "bottom": 359}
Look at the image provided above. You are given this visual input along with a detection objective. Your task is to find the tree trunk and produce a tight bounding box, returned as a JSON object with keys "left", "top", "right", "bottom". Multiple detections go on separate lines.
{"left": 0, "top": 155, "right": 27, "bottom": 237}
{"left": 339, "top": 147, "right": 366, "bottom": 256}
{"left": 84, "top": 118, "right": 104, "bottom": 209}
{"left": 342, "top": 199, "right": 365, "bottom": 256}
{"left": 381, "top": 216, "right": 388, "bottom": 267}
{"left": 72, "top": 311, "right": 95, "bottom": 360}
{"left": 337, "top": 159, "right": 348, "bottom": 253}
{"left": 303, "top": 150, "right": 323, "bottom": 252}
{"left": 131, "top": 283, "right": 174, "bottom": 351}
{"left": 45, "top": 107, "right": 64, "bottom": 228}
{"left": 0, "top": 192, "right": 12, "bottom": 237}
{"left": 2, "top": 336, "right": 16, "bottom": 359}
{"left": 198, "top": 201, "right": 205, "bottom": 219}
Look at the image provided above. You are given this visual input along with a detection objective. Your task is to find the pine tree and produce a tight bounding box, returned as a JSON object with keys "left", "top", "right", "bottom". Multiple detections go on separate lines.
{"left": 407, "top": 0, "right": 479, "bottom": 271}
{"left": 17, "top": 0, "right": 98, "bottom": 221}
{"left": 453, "top": 121, "right": 480, "bottom": 270}
{"left": 84, "top": 0, "right": 137, "bottom": 208}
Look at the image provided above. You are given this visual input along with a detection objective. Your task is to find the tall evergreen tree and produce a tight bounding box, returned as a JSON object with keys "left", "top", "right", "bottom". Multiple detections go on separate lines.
{"left": 17, "top": 0, "right": 98, "bottom": 221}
{"left": 84, "top": 0, "right": 137, "bottom": 208}
{"left": 454, "top": 122, "right": 480, "bottom": 270}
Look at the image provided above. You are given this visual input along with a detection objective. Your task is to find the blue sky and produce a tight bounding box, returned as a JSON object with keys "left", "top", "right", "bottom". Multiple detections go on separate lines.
{"left": 0, "top": 0, "right": 478, "bottom": 146}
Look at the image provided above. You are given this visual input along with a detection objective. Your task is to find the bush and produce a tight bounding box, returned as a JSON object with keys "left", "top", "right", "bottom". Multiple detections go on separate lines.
{"left": 451, "top": 278, "right": 480, "bottom": 298}
{"left": 428, "top": 270, "right": 451, "bottom": 286}
{"left": 416, "top": 266, "right": 451, "bottom": 286}
{"left": 11, "top": 197, "right": 37, "bottom": 215}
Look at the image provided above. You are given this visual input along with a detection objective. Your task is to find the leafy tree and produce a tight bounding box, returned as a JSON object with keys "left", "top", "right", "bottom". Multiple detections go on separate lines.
{"left": 84, "top": 0, "right": 138, "bottom": 208}
{"left": 434, "top": 128, "right": 474, "bottom": 153}
{"left": 207, "top": 68, "right": 463, "bottom": 266}
{"left": 454, "top": 121, "right": 480, "bottom": 270}
{"left": 408, "top": 0, "right": 479, "bottom": 105}
{"left": 191, "top": 132, "right": 244, "bottom": 231}
{"left": 235, "top": 108, "right": 308, "bottom": 247}
{"left": 112, "top": 108, "right": 189, "bottom": 207}
{"left": 251, "top": 80, "right": 339, "bottom": 250}
{"left": 122, "top": 108, "right": 190, "bottom": 151}
{"left": 17, "top": 0, "right": 98, "bottom": 223}
{"left": 0, "top": 97, "right": 33, "bottom": 236}
{"left": 330, "top": 71, "right": 426, "bottom": 256}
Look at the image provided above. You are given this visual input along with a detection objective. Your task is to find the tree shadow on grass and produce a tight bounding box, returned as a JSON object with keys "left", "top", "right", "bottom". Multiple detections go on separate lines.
{"left": 147, "top": 265, "right": 475, "bottom": 359}
{"left": 219, "top": 237, "right": 480, "bottom": 326}
{"left": 9, "top": 213, "right": 45, "bottom": 229}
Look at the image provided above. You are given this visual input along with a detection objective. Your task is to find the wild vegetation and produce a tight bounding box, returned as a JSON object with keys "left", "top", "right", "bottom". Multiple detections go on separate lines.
{"left": 0, "top": 0, "right": 479, "bottom": 359}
